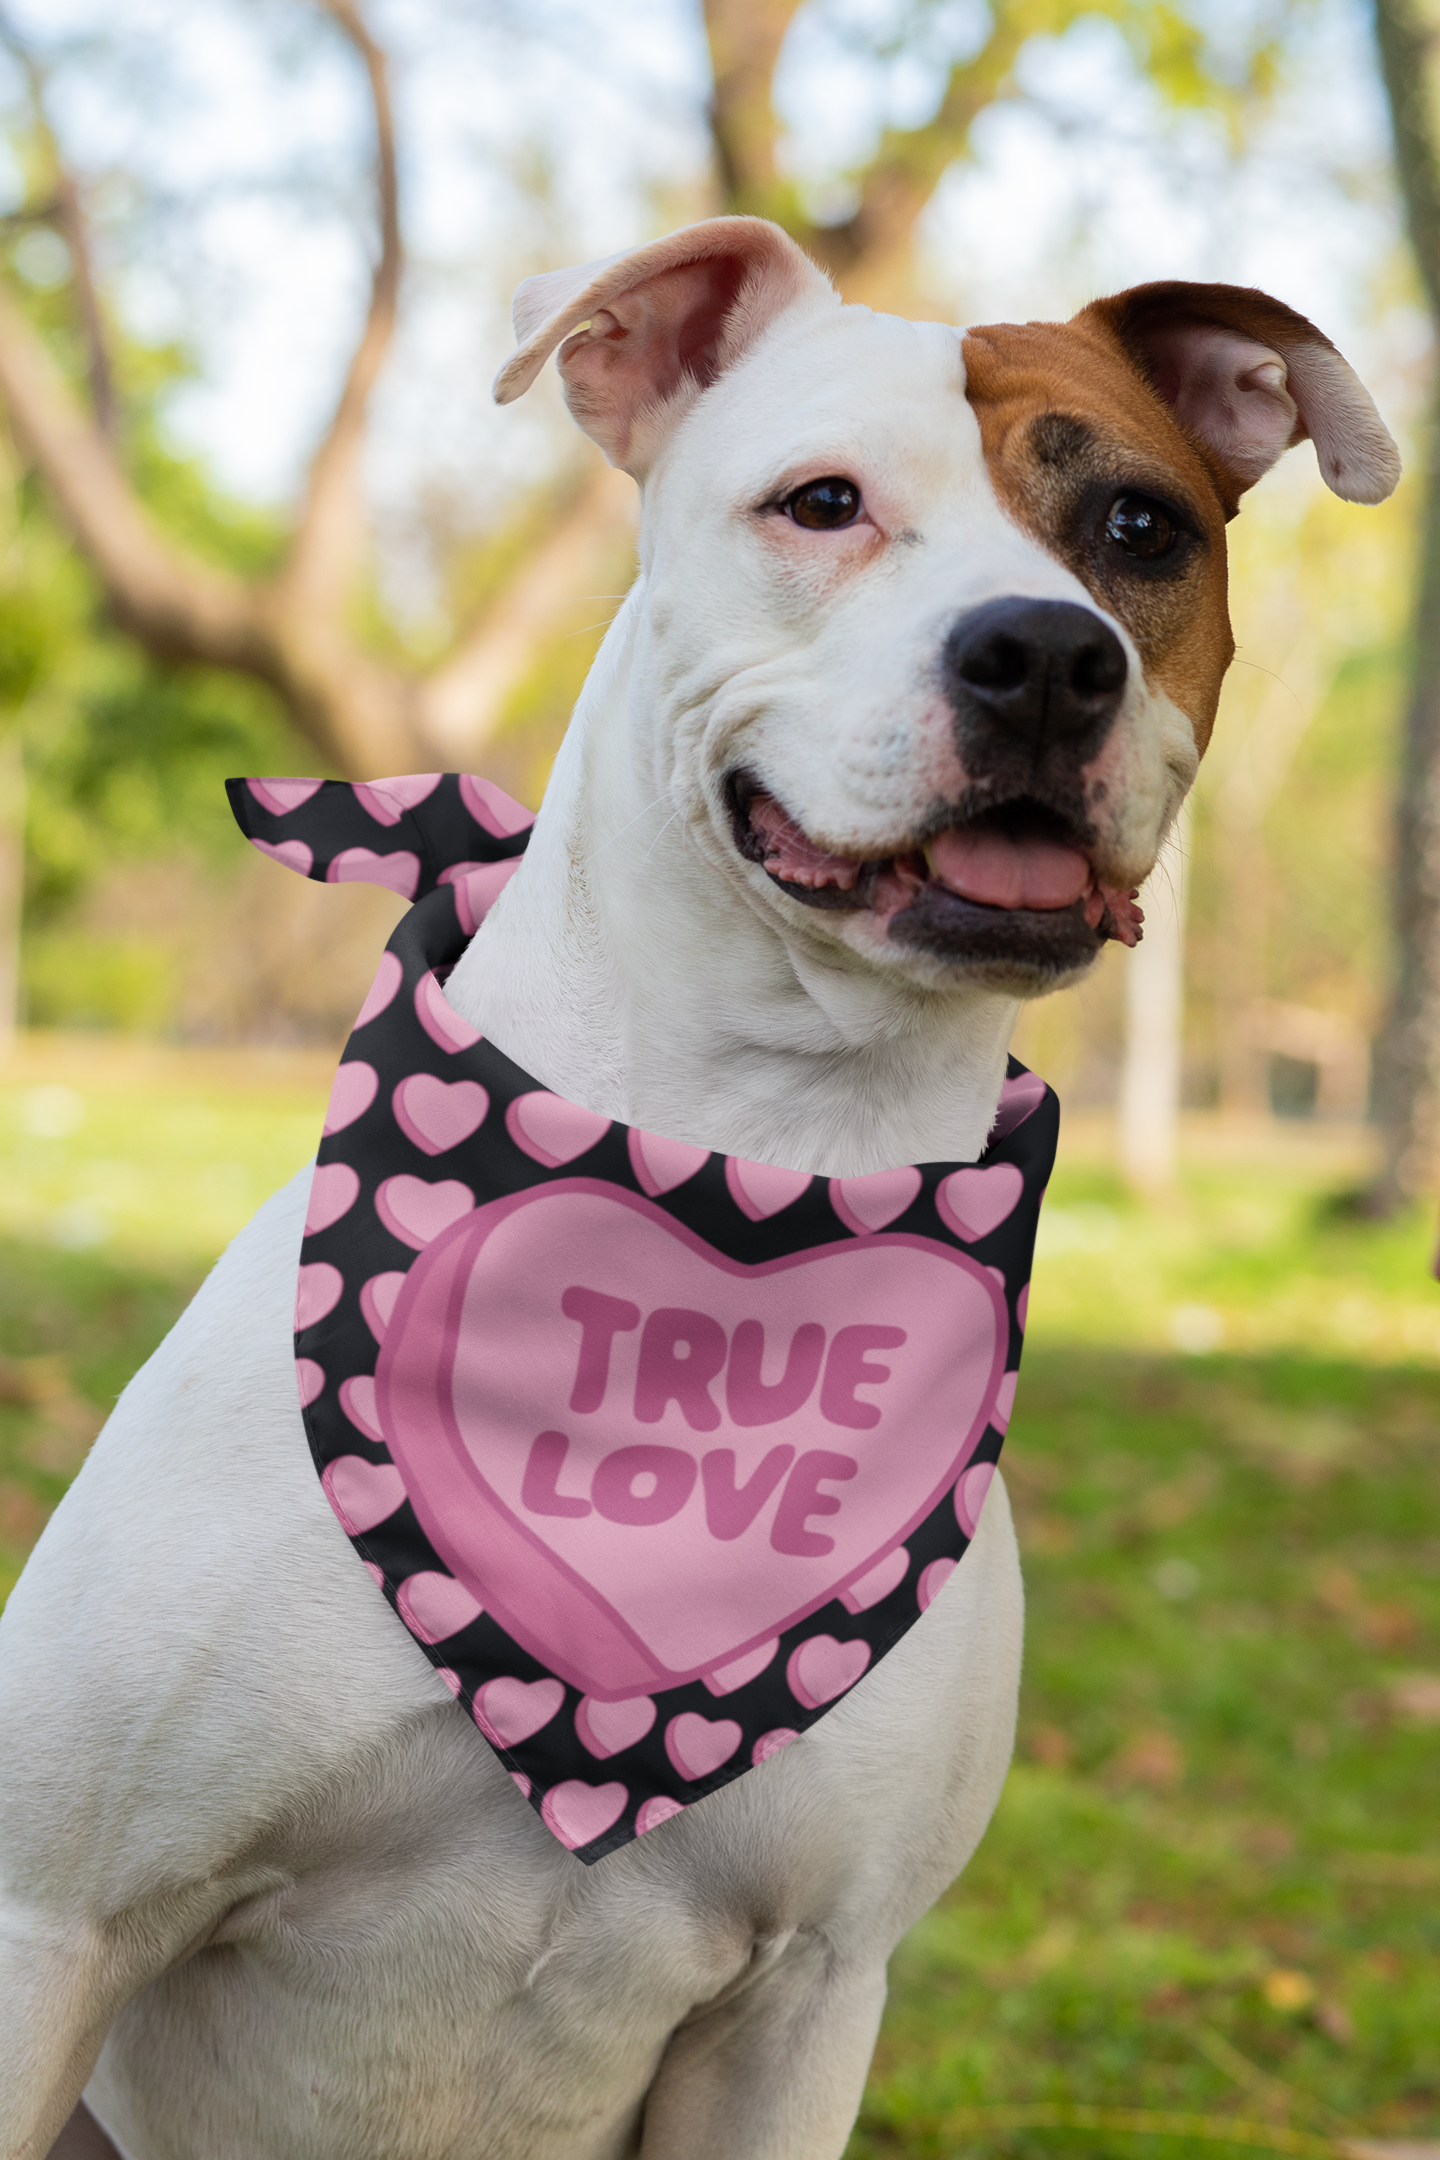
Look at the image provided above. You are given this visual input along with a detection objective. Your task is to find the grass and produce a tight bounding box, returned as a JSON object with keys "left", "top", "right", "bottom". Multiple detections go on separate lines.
{"left": 0, "top": 1038, "right": 1435, "bottom": 2155}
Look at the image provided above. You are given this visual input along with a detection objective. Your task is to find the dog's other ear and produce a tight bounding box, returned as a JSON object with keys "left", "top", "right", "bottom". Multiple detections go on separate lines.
{"left": 493, "top": 216, "right": 834, "bottom": 475}
{"left": 1079, "top": 282, "right": 1400, "bottom": 507}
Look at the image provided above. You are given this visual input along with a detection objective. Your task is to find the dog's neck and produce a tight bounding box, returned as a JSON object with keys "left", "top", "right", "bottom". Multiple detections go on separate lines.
{"left": 446, "top": 593, "right": 1020, "bottom": 1179}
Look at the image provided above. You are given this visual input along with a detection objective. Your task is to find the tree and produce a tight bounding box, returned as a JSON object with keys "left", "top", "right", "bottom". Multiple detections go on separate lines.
{"left": 1371, "top": 0, "right": 1440, "bottom": 1207}
{"left": 0, "top": 0, "right": 1262, "bottom": 784}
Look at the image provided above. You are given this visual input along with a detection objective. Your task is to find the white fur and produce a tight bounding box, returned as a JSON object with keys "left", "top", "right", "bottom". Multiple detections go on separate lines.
{"left": 2, "top": 241, "right": 1234, "bottom": 2160}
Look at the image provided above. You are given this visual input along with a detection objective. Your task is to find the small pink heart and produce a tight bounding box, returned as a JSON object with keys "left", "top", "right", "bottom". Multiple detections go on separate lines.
{"left": 474, "top": 1675, "right": 565, "bottom": 1747}
{"left": 636, "top": 1795, "right": 686, "bottom": 1834}
{"left": 441, "top": 857, "right": 522, "bottom": 937}
{"left": 295, "top": 1357, "right": 325, "bottom": 1406}
{"left": 507, "top": 1092, "right": 612, "bottom": 1168}
{"left": 752, "top": 1729, "right": 798, "bottom": 1765}
{"left": 575, "top": 1694, "right": 657, "bottom": 1759}
{"left": 305, "top": 1162, "right": 360, "bottom": 1235}
{"left": 540, "top": 1778, "right": 628, "bottom": 1851}
{"left": 339, "top": 1375, "right": 384, "bottom": 1443}
{"left": 375, "top": 1175, "right": 475, "bottom": 1250}
{"left": 360, "top": 1271, "right": 406, "bottom": 1343}
{"left": 323, "top": 1060, "right": 378, "bottom": 1135}
{"left": 665, "top": 1712, "right": 742, "bottom": 1781}
{"left": 397, "top": 1570, "right": 482, "bottom": 1643}
{"left": 252, "top": 836, "right": 314, "bottom": 876}
{"left": 248, "top": 777, "right": 324, "bottom": 817}
{"left": 702, "top": 1639, "right": 778, "bottom": 1696}
{"left": 414, "top": 971, "right": 483, "bottom": 1053}
{"left": 355, "top": 951, "right": 404, "bottom": 1028}
{"left": 936, "top": 1162, "right": 1024, "bottom": 1242}
{"left": 955, "top": 1462, "right": 995, "bottom": 1539}
{"left": 363, "top": 1560, "right": 385, "bottom": 1588}
{"left": 725, "top": 1156, "right": 811, "bottom": 1222}
{"left": 353, "top": 774, "right": 441, "bottom": 826}
{"left": 1017, "top": 1282, "right": 1029, "bottom": 1332}
{"left": 628, "top": 1128, "right": 710, "bottom": 1198}
{"left": 992, "top": 1370, "right": 1018, "bottom": 1434}
{"left": 326, "top": 848, "right": 421, "bottom": 900}
{"left": 918, "top": 1557, "right": 957, "bottom": 1611}
{"left": 437, "top": 1668, "right": 463, "bottom": 1698}
{"left": 829, "top": 1166, "right": 923, "bottom": 1236}
{"left": 990, "top": 1068, "right": 1047, "bottom": 1141}
{"left": 295, "top": 1261, "right": 344, "bottom": 1331}
{"left": 323, "top": 1454, "right": 405, "bottom": 1534}
{"left": 510, "top": 1770, "right": 531, "bottom": 1796}
{"left": 393, "top": 1074, "right": 489, "bottom": 1156}
{"left": 787, "top": 1634, "right": 870, "bottom": 1710}
{"left": 839, "top": 1544, "right": 909, "bottom": 1613}
{"left": 459, "top": 773, "right": 536, "bottom": 838}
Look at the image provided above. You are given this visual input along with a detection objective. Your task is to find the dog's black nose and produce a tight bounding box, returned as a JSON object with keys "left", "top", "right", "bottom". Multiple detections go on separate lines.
{"left": 942, "top": 597, "right": 1127, "bottom": 754}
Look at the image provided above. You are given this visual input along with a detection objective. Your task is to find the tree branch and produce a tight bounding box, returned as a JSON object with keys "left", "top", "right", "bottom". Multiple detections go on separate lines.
{"left": 702, "top": 0, "right": 808, "bottom": 221}
{"left": 277, "top": 0, "right": 403, "bottom": 622}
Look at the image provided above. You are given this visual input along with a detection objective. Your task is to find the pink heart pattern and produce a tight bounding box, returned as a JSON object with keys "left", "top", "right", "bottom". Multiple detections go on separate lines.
{"left": 398, "top": 1570, "right": 483, "bottom": 1643}
{"left": 326, "top": 847, "right": 421, "bottom": 899}
{"left": 295, "top": 1357, "right": 325, "bottom": 1406}
{"left": 393, "top": 1075, "right": 489, "bottom": 1156}
{"left": 918, "top": 1557, "right": 956, "bottom": 1611}
{"left": 665, "top": 1712, "right": 742, "bottom": 1781}
{"left": 305, "top": 1163, "right": 360, "bottom": 1235}
{"left": 955, "top": 1461, "right": 995, "bottom": 1538}
{"left": 360, "top": 1271, "right": 405, "bottom": 1343}
{"left": 838, "top": 1545, "right": 909, "bottom": 1614}
{"left": 474, "top": 1675, "right": 565, "bottom": 1748}
{"left": 628, "top": 1128, "right": 710, "bottom": 1198}
{"left": 375, "top": 1175, "right": 475, "bottom": 1250}
{"left": 829, "top": 1166, "right": 923, "bottom": 1235}
{"left": 252, "top": 837, "right": 314, "bottom": 876}
{"left": 575, "top": 1694, "right": 657, "bottom": 1759}
{"left": 323, "top": 1061, "right": 378, "bottom": 1135}
{"left": 725, "top": 1156, "right": 812, "bottom": 1222}
{"left": 752, "top": 1729, "right": 798, "bottom": 1765}
{"left": 415, "top": 971, "right": 483, "bottom": 1053}
{"left": 936, "top": 1163, "right": 1024, "bottom": 1242}
{"left": 295, "top": 1263, "right": 343, "bottom": 1331}
{"left": 247, "top": 777, "right": 323, "bottom": 817}
{"left": 702, "top": 1640, "right": 778, "bottom": 1696}
{"left": 636, "top": 1795, "right": 686, "bottom": 1834}
{"left": 354, "top": 774, "right": 441, "bottom": 826}
{"left": 506, "top": 1092, "right": 612, "bottom": 1167}
{"left": 787, "top": 1634, "right": 870, "bottom": 1710}
{"left": 356, "top": 952, "right": 404, "bottom": 1028}
{"left": 442, "top": 857, "right": 523, "bottom": 937}
{"left": 323, "top": 1455, "right": 405, "bottom": 1535}
{"left": 459, "top": 773, "right": 536, "bottom": 837}
{"left": 339, "top": 1375, "right": 385, "bottom": 1444}
{"left": 541, "top": 1778, "right": 628, "bottom": 1851}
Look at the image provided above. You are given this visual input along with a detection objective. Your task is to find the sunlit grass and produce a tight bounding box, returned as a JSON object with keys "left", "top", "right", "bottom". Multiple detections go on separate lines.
{"left": 0, "top": 1037, "right": 1435, "bottom": 2151}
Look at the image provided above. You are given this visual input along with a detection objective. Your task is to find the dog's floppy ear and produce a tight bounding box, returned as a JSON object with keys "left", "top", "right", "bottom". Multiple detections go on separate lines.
{"left": 1078, "top": 281, "right": 1400, "bottom": 507}
{"left": 493, "top": 216, "right": 834, "bottom": 475}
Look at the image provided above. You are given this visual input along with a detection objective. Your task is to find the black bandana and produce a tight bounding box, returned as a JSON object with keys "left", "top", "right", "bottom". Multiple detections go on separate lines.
{"left": 229, "top": 773, "right": 1058, "bottom": 1863}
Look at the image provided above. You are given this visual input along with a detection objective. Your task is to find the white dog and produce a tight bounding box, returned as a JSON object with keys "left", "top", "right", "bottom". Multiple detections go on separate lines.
{"left": 0, "top": 217, "right": 1397, "bottom": 2160}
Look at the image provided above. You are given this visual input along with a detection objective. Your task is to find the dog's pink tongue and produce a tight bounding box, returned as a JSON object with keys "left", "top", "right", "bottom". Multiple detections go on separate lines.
{"left": 927, "top": 827, "right": 1090, "bottom": 911}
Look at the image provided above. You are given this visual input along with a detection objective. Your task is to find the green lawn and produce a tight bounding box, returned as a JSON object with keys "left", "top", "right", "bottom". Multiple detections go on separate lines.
{"left": 0, "top": 1039, "right": 1435, "bottom": 2157}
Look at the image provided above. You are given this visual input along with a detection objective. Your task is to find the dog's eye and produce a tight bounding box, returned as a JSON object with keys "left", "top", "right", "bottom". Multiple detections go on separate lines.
{"left": 786, "top": 477, "right": 862, "bottom": 530}
{"left": 1105, "top": 493, "right": 1176, "bottom": 560}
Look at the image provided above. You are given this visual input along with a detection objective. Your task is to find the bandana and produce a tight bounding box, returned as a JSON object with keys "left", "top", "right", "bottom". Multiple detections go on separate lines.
{"left": 229, "top": 773, "right": 1058, "bottom": 1863}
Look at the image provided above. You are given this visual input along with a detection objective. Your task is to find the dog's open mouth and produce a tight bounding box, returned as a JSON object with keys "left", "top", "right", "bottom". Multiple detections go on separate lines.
{"left": 730, "top": 778, "right": 1143, "bottom": 975}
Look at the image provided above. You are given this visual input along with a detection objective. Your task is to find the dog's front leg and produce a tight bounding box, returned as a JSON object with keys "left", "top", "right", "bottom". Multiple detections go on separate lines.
{"left": 637, "top": 1937, "right": 887, "bottom": 2160}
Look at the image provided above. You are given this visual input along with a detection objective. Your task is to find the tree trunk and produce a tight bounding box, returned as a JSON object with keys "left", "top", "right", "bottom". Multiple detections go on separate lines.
{"left": 1371, "top": 0, "right": 1440, "bottom": 1206}
{"left": 0, "top": 723, "right": 23, "bottom": 1053}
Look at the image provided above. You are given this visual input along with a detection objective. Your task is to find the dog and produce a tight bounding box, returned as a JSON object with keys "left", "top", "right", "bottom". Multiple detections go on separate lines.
{"left": 0, "top": 216, "right": 1397, "bottom": 2160}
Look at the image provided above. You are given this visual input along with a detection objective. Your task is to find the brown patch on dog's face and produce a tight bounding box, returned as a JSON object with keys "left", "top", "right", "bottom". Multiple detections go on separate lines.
{"left": 962, "top": 312, "right": 1236, "bottom": 752}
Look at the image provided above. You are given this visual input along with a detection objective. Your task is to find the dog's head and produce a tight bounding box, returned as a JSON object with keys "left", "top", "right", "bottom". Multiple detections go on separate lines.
{"left": 496, "top": 217, "right": 1397, "bottom": 997}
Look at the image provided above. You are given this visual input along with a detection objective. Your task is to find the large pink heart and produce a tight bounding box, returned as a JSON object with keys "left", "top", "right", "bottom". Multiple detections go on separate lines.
{"left": 507, "top": 1093, "right": 612, "bottom": 1168}
{"left": 248, "top": 777, "right": 323, "bottom": 817}
{"left": 474, "top": 1675, "right": 564, "bottom": 1747}
{"left": 376, "top": 1185, "right": 1005, "bottom": 1700}
{"left": 306, "top": 1163, "right": 360, "bottom": 1235}
{"left": 459, "top": 773, "right": 536, "bottom": 838}
{"left": 398, "top": 1569, "right": 483, "bottom": 1643}
{"left": 353, "top": 774, "right": 440, "bottom": 826}
{"left": 376, "top": 1175, "right": 475, "bottom": 1250}
{"left": 936, "top": 1163, "right": 1024, "bottom": 1242}
{"left": 540, "top": 1778, "right": 627, "bottom": 1851}
{"left": 393, "top": 1075, "right": 489, "bottom": 1156}
{"left": 575, "top": 1693, "right": 656, "bottom": 1759}
{"left": 326, "top": 848, "right": 420, "bottom": 899}
{"left": 324, "top": 1060, "right": 378, "bottom": 1135}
